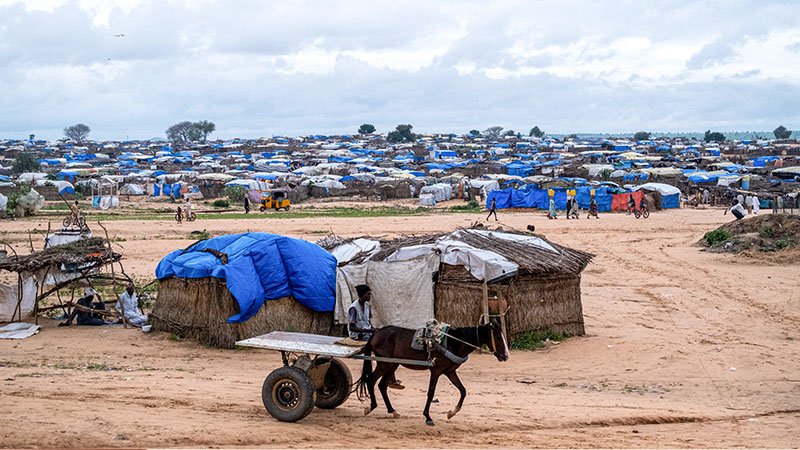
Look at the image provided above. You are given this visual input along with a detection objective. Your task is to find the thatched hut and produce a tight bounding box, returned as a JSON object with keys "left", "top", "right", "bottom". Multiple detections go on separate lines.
{"left": 150, "top": 233, "right": 337, "bottom": 348}
{"left": 323, "top": 225, "right": 594, "bottom": 340}
{"left": 152, "top": 278, "right": 333, "bottom": 348}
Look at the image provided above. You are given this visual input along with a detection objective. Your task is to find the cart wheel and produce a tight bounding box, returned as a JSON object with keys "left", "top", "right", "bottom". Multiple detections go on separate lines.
{"left": 262, "top": 366, "right": 316, "bottom": 422}
{"left": 643, "top": 209, "right": 650, "bottom": 219}
{"left": 314, "top": 358, "right": 351, "bottom": 409}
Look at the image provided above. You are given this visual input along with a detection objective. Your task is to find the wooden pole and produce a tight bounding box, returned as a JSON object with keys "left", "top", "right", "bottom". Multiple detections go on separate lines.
{"left": 498, "top": 291, "right": 508, "bottom": 343}
{"left": 98, "top": 222, "right": 127, "bottom": 328}
{"left": 481, "top": 281, "right": 489, "bottom": 325}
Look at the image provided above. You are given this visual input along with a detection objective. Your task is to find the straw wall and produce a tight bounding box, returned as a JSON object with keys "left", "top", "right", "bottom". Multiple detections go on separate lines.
{"left": 434, "top": 264, "right": 585, "bottom": 338}
{"left": 151, "top": 277, "right": 333, "bottom": 348}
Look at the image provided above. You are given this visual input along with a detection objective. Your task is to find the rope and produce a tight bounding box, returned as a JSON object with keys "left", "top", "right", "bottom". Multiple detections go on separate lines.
{"left": 441, "top": 327, "right": 491, "bottom": 355}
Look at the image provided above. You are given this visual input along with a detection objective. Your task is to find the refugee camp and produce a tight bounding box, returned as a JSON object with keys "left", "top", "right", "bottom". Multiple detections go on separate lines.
{"left": 2, "top": 1, "right": 800, "bottom": 449}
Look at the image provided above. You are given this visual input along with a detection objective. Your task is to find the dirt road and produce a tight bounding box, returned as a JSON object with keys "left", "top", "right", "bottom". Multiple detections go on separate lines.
{"left": 1, "top": 206, "right": 798, "bottom": 448}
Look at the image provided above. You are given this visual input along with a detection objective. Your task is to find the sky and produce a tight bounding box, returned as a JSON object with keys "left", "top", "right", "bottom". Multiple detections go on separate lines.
{"left": 1, "top": 0, "right": 799, "bottom": 141}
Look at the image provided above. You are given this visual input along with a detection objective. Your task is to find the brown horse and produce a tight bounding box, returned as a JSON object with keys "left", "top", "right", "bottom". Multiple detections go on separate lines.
{"left": 355, "top": 321, "right": 509, "bottom": 426}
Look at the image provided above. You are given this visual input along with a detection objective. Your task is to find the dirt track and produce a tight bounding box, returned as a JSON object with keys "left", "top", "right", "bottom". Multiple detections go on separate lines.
{"left": 1, "top": 205, "right": 799, "bottom": 448}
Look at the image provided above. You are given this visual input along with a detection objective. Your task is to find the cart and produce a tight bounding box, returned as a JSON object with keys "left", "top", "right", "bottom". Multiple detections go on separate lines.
{"left": 236, "top": 331, "right": 432, "bottom": 422}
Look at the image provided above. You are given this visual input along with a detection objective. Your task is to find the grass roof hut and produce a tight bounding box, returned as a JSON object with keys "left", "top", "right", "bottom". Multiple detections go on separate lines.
{"left": 321, "top": 225, "right": 593, "bottom": 340}
{"left": 151, "top": 233, "right": 337, "bottom": 348}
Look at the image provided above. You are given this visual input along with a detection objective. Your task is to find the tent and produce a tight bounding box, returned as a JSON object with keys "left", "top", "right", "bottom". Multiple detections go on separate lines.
{"left": 632, "top": 183, "right": 681, "bottom": 208}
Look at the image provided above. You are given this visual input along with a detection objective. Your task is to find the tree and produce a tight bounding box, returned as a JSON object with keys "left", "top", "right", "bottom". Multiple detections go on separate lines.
{"left": 64, "top": 123, "right": 91, "bottom": 143}
{"left": 194, "top": 120, "right": 216, "bottom": 142}
{"left": 358, "top": 123, "right": 376, "bottom": 134}
{"left": 483, "top": 126, "right": 504, "bottom": 140}
{"left": 387, "top": 124, "right": 416, "bottom": 142}
{"left": 634, "top": 131, "right": 651, "bottom": 141}
{"left": 166, "top": 121, "right": 194, "bottom": 144}
{"left": 773, "top": 125, "right": 792, "bottom": 140}
{"left": 704, "top": 130, "right": 726, "bottom": 143}
{"left": 529, "top": 126, "right": 544, "bottom": 137}
{"left": 11, "top": 153, "right": 40, "bottom": 174}
{"left": 469, "top": 129, "right": 481, "bottom": 136}
{"left": 504, "top": 130, "right": 516, "bottom": 137}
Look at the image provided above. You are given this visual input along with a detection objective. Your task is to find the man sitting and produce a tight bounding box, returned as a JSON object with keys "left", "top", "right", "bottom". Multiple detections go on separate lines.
{"left": 349, "top": 284, "right": 403, "bottom": 389}
{"left": 60, "top": 288, "right": 107, "bottom": 326}
{"left": 116, "top": 283, "right": 148, "bottom": 326}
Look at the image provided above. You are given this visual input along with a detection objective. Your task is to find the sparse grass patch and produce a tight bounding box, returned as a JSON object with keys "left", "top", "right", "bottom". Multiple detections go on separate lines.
{"left": 511, "top": 330, "right": 570, "bottom": 350}
{"left": 168, "top": 333, "right": 183, "bottom": 342}
{"left": 189, "top": 230, "right": 209, "bottom": 240}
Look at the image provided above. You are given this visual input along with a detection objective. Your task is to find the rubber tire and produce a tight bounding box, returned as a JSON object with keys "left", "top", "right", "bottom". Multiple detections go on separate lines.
{"left": 259, "top": 206, "right": 266, "bottom": 212}
{"left": 175, "top": 213, "right": 182, "bottom": 223}
{"left": 63, "top": 216, "right": 71, "bottom": 227}
{"left": 262, "top": 366, "right": 317, "bottom": 422}
{"left": 284, "top": 205, "right": 290, "bottom": 211}
{"left": 634, "top": 210, "right": 641, "bottom": 219}
{"left": 642, "top": 209, "right": 650, "bottom": 219}
{"left": 314, "top": 358, "right": 352, "bottom": 409}
{"left": 76, "top": 217, "right": 86, "bottom": 228}
{"left": 187, "top": 212, "right": 196, "bottom": 222}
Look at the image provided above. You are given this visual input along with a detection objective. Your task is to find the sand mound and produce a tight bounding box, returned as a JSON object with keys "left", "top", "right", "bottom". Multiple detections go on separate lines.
{"left": 700, "top": 213, "right": 800, "bottom": 256}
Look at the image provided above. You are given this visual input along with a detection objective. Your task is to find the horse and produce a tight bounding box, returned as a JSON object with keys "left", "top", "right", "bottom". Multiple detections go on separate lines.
{"left": 354, "top": 321, "right": 509, "bottom": 426}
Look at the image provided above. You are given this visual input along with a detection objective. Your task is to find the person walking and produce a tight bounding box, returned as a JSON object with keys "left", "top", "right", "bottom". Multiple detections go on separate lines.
{"left": 587, "top": 191, "right": 599, "bottom": 219}
{"left": 547, "top": 190, "right": 558, "bottom": 219}
{"left": 745, "top": 194, "right": 753, "bottom": 214}
{"left": 486, "top": 197, "right": 498, "bottom": 221}
{"left": 244, "top": 194, "right": 251, "bottom": 214}
{"left": 752, "top": 194, "right": 760, "bottom": 214}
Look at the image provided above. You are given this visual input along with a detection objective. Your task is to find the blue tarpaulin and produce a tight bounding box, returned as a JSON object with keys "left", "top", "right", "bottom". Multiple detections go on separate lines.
{"left": 155, "top": 233, "right": 336, "bottom": 323}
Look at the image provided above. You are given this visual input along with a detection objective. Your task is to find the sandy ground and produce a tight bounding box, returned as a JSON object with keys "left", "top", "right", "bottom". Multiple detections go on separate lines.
{"left": 1, "top": 205, "right": 799, "bottom": 448}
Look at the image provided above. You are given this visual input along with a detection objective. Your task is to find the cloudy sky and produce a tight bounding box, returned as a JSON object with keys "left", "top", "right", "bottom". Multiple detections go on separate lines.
{"left": 1, "top": 0, "right": 799, "bottom": 140}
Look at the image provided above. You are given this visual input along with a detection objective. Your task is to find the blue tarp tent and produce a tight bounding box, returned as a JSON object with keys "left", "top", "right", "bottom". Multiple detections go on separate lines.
{"left": 576, "top": 186, "right": 613, "bottom": 212}
{"left": 155, "top": 233, "right": 336, "bottom": 323}
{"left": 486, "top": 187, "right": 568, "bottom": 210}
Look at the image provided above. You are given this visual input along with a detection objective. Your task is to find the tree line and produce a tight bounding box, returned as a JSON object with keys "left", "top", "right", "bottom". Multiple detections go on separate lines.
{"left": 55, "top": 121, "right": 796, "bottom": 144}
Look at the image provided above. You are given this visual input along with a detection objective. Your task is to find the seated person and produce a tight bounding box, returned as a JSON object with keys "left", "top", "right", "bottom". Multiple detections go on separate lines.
{"left": 116, "top": 283, "right": 148, "bottom": 326}
{"left": 60, "top": 288, "right": 106, "bottom": 326}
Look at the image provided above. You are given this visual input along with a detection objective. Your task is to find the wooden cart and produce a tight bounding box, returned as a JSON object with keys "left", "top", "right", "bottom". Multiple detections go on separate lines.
{"left": 236, "top": 331, "right": 431, "bottom": 422}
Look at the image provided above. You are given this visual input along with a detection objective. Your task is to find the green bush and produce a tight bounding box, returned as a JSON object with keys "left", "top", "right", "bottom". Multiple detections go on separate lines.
{"left": 223, "top": 185, "right": 247, "bottom": 202}
{"left": 212, "top": 199, "right": 230, "bottom": 208}
{"left": 760, "top": 226, "right": 774, "bottom": 238}
{"left": 511, "top": 330, "right": 569, "bottom": 350}
{"left": 704, "top": 229, "right": 732, "bottom": 246}
{"left": 775, "top": 238, "right": 796, "bottom": 250}
{"left": 6, "top": 183, "right": 31, "bottom": 213}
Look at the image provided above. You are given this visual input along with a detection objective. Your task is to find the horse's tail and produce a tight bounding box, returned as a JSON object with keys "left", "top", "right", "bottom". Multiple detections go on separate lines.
{"left": 354, "top": 338, "right": 373, "bottom": 402}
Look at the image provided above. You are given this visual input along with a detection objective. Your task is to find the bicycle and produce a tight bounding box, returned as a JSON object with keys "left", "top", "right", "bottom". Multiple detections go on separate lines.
{"left": 634, "top": 205, "right": 650, "bottom": 219}
{"left": 63, "top": 213, "right": 87, "bottom": 229}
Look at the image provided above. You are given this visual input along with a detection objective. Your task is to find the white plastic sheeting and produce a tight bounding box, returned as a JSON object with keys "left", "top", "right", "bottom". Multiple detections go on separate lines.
{"left": 334, "top": 253, "right": 439, "bottom": 329}
{"left": 120, "top": 183, "right": 145, "bottom": 195}
{"left": 330, "top": 238, "right": 380, "bottom": 263}
{"left": 419, "top": 193, "right": 436, "bottom": 207}
{"left": 632, "top": 182, "right": 681, "bottom": 196}
{"left": 16, "top": 188, "right": 45, "bottom": 215}
{"left": 420, "top": 183, "right": 452, "bottom": 202}
{"left": 44, "top": 230, "right": 92, "bottom": 248}
{"left": 0, "top": 277, "right": 37, "bottom": 321}
{"left": 469, "top": 179, "right": 500, "bottom": 192}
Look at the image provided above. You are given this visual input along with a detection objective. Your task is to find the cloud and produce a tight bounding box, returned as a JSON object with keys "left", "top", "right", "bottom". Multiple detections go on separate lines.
{"left": 1, "top": 0, "right": 799, "bottom": 139}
